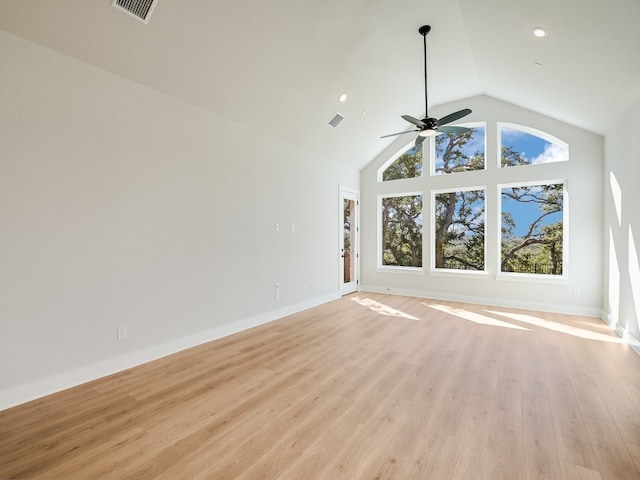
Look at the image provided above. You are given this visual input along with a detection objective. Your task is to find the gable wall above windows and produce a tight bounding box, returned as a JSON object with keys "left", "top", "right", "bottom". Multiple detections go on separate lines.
{"left": 361, "top": 95, "right": 604, "bottom": 316}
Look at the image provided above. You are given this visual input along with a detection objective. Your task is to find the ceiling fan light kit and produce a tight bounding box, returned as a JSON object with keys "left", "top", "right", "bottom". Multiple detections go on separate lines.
{"left": 418, "top": 129, "right": 436, "bottom": 138}
{"left": 382, "top": 25, "right": 472, "bottom": 146}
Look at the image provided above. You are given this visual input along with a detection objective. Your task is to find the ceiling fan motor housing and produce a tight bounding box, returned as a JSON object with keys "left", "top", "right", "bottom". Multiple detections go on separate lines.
{"left": 424, "top": 117, "right": 438, "bottom": 129}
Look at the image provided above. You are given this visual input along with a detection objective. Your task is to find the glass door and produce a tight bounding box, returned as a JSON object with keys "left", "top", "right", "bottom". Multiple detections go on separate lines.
{"left": 340, "top": 187, "right": 359, "bottom": 295}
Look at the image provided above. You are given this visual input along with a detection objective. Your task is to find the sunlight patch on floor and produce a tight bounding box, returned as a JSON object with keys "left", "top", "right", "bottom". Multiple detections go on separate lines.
{"left": 351, "top": 296, "right": 420, "bottom": 320}
{"left": 486, "top": 310, "right": 625, "bottom": 344}
{"left": 574, "top": 319, "right": 611, "bottom": 331}
{"left": 424, "top": 303, "right": 530, "bottom": 331}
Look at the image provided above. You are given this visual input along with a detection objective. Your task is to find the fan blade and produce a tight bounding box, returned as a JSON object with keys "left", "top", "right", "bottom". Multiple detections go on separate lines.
{"left": 381, "top": 129, "right": 419, "bottom": 139}
{"left": 437, "top": 108, "right": 472, "bottom": 126}
{"left": 438, "top": 125, "right": 470, "bottom": 134}
{"left": 402, "top": 115, "right": 427, "bottom": 128}
{"left": 415, "top": 134, "right": 427, "bottom": 146}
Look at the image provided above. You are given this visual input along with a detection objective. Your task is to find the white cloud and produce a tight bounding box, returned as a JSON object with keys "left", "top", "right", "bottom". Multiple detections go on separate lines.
{"left": 501, "top": 128, "right": 526, "bottom": 142}
{"left": 531, "top": 143, "right": 567, "bottom": 164}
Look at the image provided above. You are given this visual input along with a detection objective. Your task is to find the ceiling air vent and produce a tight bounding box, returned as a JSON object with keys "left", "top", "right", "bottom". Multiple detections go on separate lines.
{"left": 112, "top": 0, "right": 158, "bottom": 24}
{"left": 328, "top": 113, "right": 345, "bottom": 128}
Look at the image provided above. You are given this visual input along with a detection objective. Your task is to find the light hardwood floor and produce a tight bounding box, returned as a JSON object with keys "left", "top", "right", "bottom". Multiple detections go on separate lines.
{"left": 2, "top": 293, "right": 640, "bottom": 479}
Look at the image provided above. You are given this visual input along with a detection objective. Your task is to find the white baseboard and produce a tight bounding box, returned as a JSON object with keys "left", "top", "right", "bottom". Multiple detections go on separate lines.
{"left": 359, "top": 285, "right": 603, "bottom": 318}
{"left": 0, "top": 292, "right": 340, "bottom": 412}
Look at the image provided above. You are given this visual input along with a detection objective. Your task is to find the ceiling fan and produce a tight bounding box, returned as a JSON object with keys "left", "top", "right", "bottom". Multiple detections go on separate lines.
{"left": 382, "top": 25, "right": 472, "bottom": 146}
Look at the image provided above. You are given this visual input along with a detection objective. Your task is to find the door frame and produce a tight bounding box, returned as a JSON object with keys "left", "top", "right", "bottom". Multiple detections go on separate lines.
{"left": 339, "top": 186, "right": 360, "bottom": 295}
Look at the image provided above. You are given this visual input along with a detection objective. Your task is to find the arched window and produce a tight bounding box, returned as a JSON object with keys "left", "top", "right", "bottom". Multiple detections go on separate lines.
{"left": 379, "top": 143, "right": 423, "bottom": 182}
{"left": 433, "top": 123, "right": 485, "bottom": 175}
{"left": 499, "top": 123, "right": 568, "bottom": 167}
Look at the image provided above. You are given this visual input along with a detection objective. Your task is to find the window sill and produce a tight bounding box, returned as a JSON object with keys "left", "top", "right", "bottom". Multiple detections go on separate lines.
{"left": 376, "top": 266, "right": 424, "bottom": 275}
{"left": 429, "top": 269, "right": 490, "bottom": 279}
{"left": 496, "top": 272, "right": 569, "bottom": 285}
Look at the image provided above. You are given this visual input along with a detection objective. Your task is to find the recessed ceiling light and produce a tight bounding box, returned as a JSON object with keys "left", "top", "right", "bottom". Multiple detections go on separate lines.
{"left": 339, "top": 93, "right": 348, "bottom": 102}
{"left": 534, "top": 62, "right": 542, "bottom": 68}
{"left": 533, "top": 28, "right": 547, "bottom": 38}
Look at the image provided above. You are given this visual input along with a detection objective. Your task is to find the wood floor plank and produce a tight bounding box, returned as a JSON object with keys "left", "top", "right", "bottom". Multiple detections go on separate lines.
{"left": 591, "top": 373, "right": 640, "bottom": 445}
{"left": 312, "top": 391, "right": 413, "bottom": 479}
{"left": 450, "top": 393, "right": 492, "bottom": 480}
{"left": 546, "top": 380, "right": 599, "bottom": 470}
{"left": 33, "top": 428, "right": 145, "bottom": 480}
{"left": 522, "top": 341, "right": 549, "bottom": 396}
{"left": 583, "top": 415, "right": 639, "bottom": 480}
{"left": 522, "top": 430, "right": 562, "bottom": 480}
{"left": 1, "top": 293, "right": 640, "bottom": 479}
{"left": 482, "top": 427, "right": 523, "bottom": 480}
{"left": 272, "top": 401, "right": 379, "bottom": 479}
{"left": 468, "top": 338, "right": 503, "bottom": 398}
{"left": 522, "top": 392, "right": 562, "bottom": 480}
{"left": 627, "top": 443, "right": 640, "bottom": 473}
{"left": 560, "top": 461, "right": 604, "bottom": 480}
{"left": 543, "top": 344, "right": 573, "bottom": 385}
{"left": 490, "top": 378, "right": 523, "bottom": 432}
{"left": 571, "top": 376, "right": 614, "bottom": 422}
{"left": 230, "top": 393, "right": 355, "bottom": 480}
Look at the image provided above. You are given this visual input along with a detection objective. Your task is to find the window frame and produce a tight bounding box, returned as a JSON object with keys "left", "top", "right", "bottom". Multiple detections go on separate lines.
{"left": 430, "top": 185, "right": 488, "bottom": 276}
{"left": 497, "top": 179, "right": 569, "bottom": 282}
{"left": 377, "top": 191, "right": 424, "bottom": 273}
{"left": 377, "top": 140, "right": 424, "bottom": 183}
{"left": 431, "top": 121, "right": 487, "bottom": 176}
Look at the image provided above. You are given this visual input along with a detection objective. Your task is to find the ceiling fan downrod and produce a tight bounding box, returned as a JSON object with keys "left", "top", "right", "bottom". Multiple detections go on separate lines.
{"left": 419, "top": 25, "right": 431, "bottom": 117}
{"left": 380, "top": 24, "right": 471, "bottom": 145}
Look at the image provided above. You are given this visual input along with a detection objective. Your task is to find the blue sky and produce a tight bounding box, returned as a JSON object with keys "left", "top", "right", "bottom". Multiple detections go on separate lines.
{"left": 421, "top": 128, "right": 565, "bottom": 239}
{"left": 501, "top": 185, "right": 563, "bottom": 238}
{"left": 501, "top": 128, "right": 546, "bottom": 159}
{"left": 501, "top": 128, "right": 567, "bottom": 165}
{"left": 500, "top": 129, "right": 565, "bottom": 238}
{"left": 433, "top": 125, "right": 566, "bottom": 169}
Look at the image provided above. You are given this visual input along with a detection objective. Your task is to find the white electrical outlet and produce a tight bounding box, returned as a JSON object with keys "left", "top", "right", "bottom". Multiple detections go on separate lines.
{"left": 275, "top": 282, "right": 280, "bottom": 300}
{"left": 117, "top": 326, "right": 128, "bottom": 340}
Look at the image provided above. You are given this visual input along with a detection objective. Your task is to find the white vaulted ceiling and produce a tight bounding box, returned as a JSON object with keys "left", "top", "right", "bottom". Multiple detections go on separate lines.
{"left": 1, "top": 0, "right": 638, "bottom": 169}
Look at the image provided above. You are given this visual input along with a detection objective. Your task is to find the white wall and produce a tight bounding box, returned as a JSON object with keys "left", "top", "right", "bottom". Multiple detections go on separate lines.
{"left": 361, "top": 95, "right": 603, "bottom": 316}
{"left": 0, "top": 31, "right": 359, "bottom": 409}
{"left": 603, "top": 97, "right": 640, "bottom": 351}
